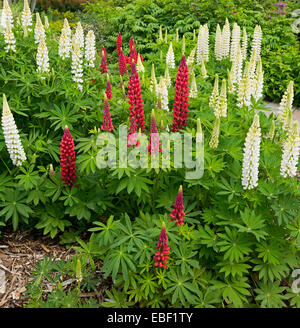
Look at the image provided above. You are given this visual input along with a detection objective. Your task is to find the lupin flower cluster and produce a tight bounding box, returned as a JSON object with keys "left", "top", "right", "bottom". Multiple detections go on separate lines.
{"left": 4, "top": 25, "right": 16, "bottom": 53}
{"left": 170, "top": 186, "right": 185, "bottom": 227}
{"left": 166, "top": 41, "right": 175, "bottom": 69}
{"left": 100, "top": 47, "right": 108, "bottom": 74}
{"left": 1, "top": 0, "right": 13, "bottom": 30}
{"left": 241, "top": 114, "right": 261, "bottom": 190}
{"left": 280, "top": 121, "right": 300, "bottom": 178}
{"left": 21, "top": 0, "right": 32, "bottom": 37}
{"left": 156, "top": 77, "right": 169, "bottom": 111}
{"left": 154, "top": 222, "right": 170, "bottom": 269}
{"left": 36, "top": 37, "right": 50, "bottom": 76}
{"left": 58, "top": 28, "right": 71, "bottom": 60}
{"left": 230, "top": 23, "right": 241, "bottom": 62}
{"left": 148, "top": 110, "right": 162, "bottom": 155}
{"left": 1, "top": 95, "right": 26, "bottom": 166}
{"left": 34, "top": 13, "right": 45, "bottom": 44}
{"left": 196, "top": 24, "right": 209, "bottom": 64}
{"left": 71, "top": 42, "right": 84, "bottom": 91}
{"left": 128, "top": 61, "right": 145, "bottom": 132}
{"left": 85, "top": 30, "right": 96, "bottom": 67}
{"left": 101, "top": 94, "right": 114, "bottom": 132}
{"left": 171, "top": 56, "right": 189, "bottom": 132}
{"left": 60, "top": 127, "right": 77, "bottom": 187}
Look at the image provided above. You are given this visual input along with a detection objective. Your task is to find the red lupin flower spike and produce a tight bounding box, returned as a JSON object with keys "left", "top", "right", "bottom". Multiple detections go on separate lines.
{"left": 127, "top": 60, "right": 145, "bottom": 132}
{"left": 170, "top": 185, "right": 185, "bottom": 227}
{"left": 171, "top": 56, "right": 189, "bottom": 132}
{"left": 60, "top": 126, "right": 77, "bottom": 187}
{"left": 101, "top": 93, "right": 114, "bottom": 132}
{"left": 116, "top": 32, "right": 123, "bottom": 54}
{"left": 129, "top": 37, "right": 138, "bottom": 64}
{"left": 154, "top": 222, "right": 170, "bottom": 269}
{"left": 105, "top": 74, "right": 112, "bottom": 100}
{"left": 118, "top": 48, "right": 127, "bottom": 76}
{"left": 100, "top": 47, "right": 107, "bottom": 74}
{"left": 148, "top": 109, "right": 162, "bottom": 155}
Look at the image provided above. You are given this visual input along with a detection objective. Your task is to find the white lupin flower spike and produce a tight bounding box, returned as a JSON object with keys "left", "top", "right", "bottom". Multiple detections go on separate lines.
{"left": 156, "top": 77, "right": 169, "bottom": 111}
{"left": 74, "top": 22, "right": 84, "bottom": 49}
{"left": 166, "top": 41, "right": 175, "bottom": 69}
{"left": 221, "top": 18, "right": 230, "bottom": 59}
{"left": 85, "top": 30, "right": 96, "bottom": 67}
{"left": 1, "top": 94, "right": 26, "bottom": 166}
{"left": 280, "top": 121, "right": 300, "bottom": 178}
{"left": 250, "top": 25, "right": 262, "bottom": 62}
{"left": 58, "top": 28, "right": 71, "bottom": 60}
{"left": 36, "top": 36, "right": 50, "bottom": 77}
{"left": 34, "top": 13, "right": 45, "bottom": 44}
{"left": 71, "top": 41, "right": 84, "bottom": 91}
{"left": 241, "top": 114, "right": 261, "bottom": 190}
{"left": 230, "top": 23, "right": 241, "bottom": 62}
{"left": 4, "top": 25, "right": 16, "bottom": 52}
{"left": 1, "top": 0, "right": 13, "bottom": 31}
{"left": 214, "top": 24, "right": 223, "bottom": 61}
{"left": 21, "top": 0, "right": 32, "bottom": 37}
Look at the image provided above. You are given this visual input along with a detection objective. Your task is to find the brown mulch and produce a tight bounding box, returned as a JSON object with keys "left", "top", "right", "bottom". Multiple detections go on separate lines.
{"left": 0, "top": 230, "right": 110, "bottom": 308}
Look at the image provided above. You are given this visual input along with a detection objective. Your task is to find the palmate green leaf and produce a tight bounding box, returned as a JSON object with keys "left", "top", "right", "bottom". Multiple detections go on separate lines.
{"left": 15, "top": 165, "right": 40, "bottom": 191}
{"left": 88, "top": 216, "right": 117, "bottom": 247}
{"left": 287, "top": 214, "right": 300, "bottom": 247}
{"left": 256, "top": 241, "right": 281, "bottom": 264}
{"left": 0, "top": 189, "right": 33, "bottom": 230}
{"left": 217, "top": 260, "right": 251, "bottom": 278}
{"left": 271, "top": 195, "right": 299, "bottom": 226}
{"left": 137, "top": 272, "right": 158, "bottom": 298}
{"left": 173, "top": 243, "right": 199, "bottom": 276}
{"left": 252, "top": 258, "right": 290, "bottom": 283}
{"left": 43, "top": 175, "right": 64, "bottom": 202}
{"left": 164, "top": 269, "right": 199, "bottom": 306}
{"left": 76, "top": 150, "right": 98, "bottom": 174}
{"left": 213, "top": 277, "right": 251, "bottom": 307}
{"left": 232, "top": 208, "right": 268, "bottom": 242}
{"left": 197, "top": 225, "right": 219, "bottom": 251}
{"left": 195, "top": 287, "right": 221, "bottom": 308}
{"left": 255, "top": 282, "right": 287, "bottom": 308}
{"left": 216, "top": 176, "right": 243, "bottom": 202}
{"left": 204, "top": 155, "right": 225, "bottom": 178}
{"left": 101, "top": 288, "right": 135, "bottom": 308}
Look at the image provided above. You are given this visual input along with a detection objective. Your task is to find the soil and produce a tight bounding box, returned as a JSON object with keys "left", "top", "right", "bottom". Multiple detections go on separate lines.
{"left": 0, "top": 230, "right": 110, "bottom": 308}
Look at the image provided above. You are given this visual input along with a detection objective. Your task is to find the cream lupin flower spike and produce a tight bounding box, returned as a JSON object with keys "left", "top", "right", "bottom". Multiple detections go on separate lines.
{"left": 241, "top": 114, "right": 261, "bottom": 190}
{"left": 21, "top": 0, "right": 32, "bottom": 37}
{"left": 280, "top": 121, "right": 300, "bottom": 178}
{"left": 1, "top": 94, "right": 27, "bottom": 166}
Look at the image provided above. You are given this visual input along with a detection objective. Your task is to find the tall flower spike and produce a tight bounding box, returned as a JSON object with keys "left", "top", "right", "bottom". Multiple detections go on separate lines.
{"left": 230, "top": 44, "right": 242, "bottom": 90}
{"left": 215, "top": 24, "right": 223, "bottom": 61}
{"left": 85, "top": 30, "right": 96, "bottom": 67}
{"left": 164, "top": 29, "right": 168, "bottom": 42}
{"left": 34, "top": 13, "right": 45, "bottom": 44}
{"left": 222, "top": 18, "right": 230, "bottom": 59}
{"left": 189, "top": 70, "right": 198, "bottom": 99}
{"left": 21, "top": 0, "right": 32, "bottom": 37}
{"left": 60, "top": 126, "right": 77, "bottom": 187}
{"left": 209, "top": 74, "right": 219, "bottom": 111}
{"left": 1, "top": 0, "right": 13, "bottom": 31}
{"left": 268, "top": 120, "right": 275, "bottom": 140}
{"left": 44, "top": 16, "right": 49, "bottom": 29}
{"left": 252, "top": 58, "right": 264, "bottom": 102}
{"left": 241, "top": 27, "right": 248, "bottom": 61}
{"left": 196, "top": 25, "right": 209, "bottom": 64}
{"left": 136, "top": 53, "right": 145, "bottom": 73}
{"left": 1, "top": 94, "right": 26, "bottom": 166}
{"left": 201, "top": 58, "right": 208, "bottom": 78}
{"left": 71, "top": 41, "right": 83, "bottom": 91}
{"left": 58, "top": 28, "right": 71, "bottom": 60}
{"left": 250, "top": 25, "right": 262, "bottom": 61}
{"left": 129, "top": 37, "right": 138, "bottom": 64}
{"left": 230, "top": 23, "right": 241, "bottom": 61}
{"left": 101, "top": 93, "right": 114, "bottom": 132}
{"left": 187, "top": 46, "right": 196, "bottom": 67}
{"left": 150, "top": 63, "right": 157, "bottom": 93}
{"left": 209, "top": 117, "right": 220, "bottom": 149}
{"left": 170, "top": 185, "right": 185, "bottom": 227}
{"left": 127, "top": 115, "right": 139, "bottom": 148}
{"left": 171, "top": 56, "right": 189, "bottom": 132}
{"left": 105, "top": 75, "right": 112, "bottom": 100}
{"left": 154, "top": 222, "right": 170, "bottom": 269}
{"left": 166, "top": 41, "right": 175, "bottom": 69}
{"left": 241, "top": 114, "right": 261, "bottom": 190}
{"left": 159, "top": 25, "right": 163, "bottom": 41}
{"left": 100, "top": 47, "right": 108, "bottom": 74}
{"left": 148, "top": 109, "right": 162, "bottom": 155}
{"left": 227, "top": 69, "right": 234, "bottom": 94}
{"left": 278, "top": 81, "right": 294, "bottom": 125}
{"left": 36, "top": 37, "right": 50, "bottom": 77}
{"left": 118, "top": 48, "right": 127, "bottom": 76}
{"left": 280, "top": 121, "right": 300, "bottom": 178}
{"left": 218, "top": 79, "right": 227, "bottom": 117}
{"left": 116, "top": 32, "right": 122, "bottom": 54}
{"left": 4, "top": 25, "right": 16, "bottom": 53}
{"left": 156, "top": 77, "right": 169, "bottom": 111}
{"left": 181, "top": 35, "right": 186, "bottom": 56}
{"left": 128, "top": 61, "right": 145, "bottom": 131}
{"left": 74, "top": 22, "right": 84, "bottom": 48}
{"left": 63, "top": 18, "right": 71, "bottom": 38}
{"left": 164, "top": 65, "right": 171, "bottom": 88}
{"left": 237, "top": 62, "right": 252, "bottom": 108}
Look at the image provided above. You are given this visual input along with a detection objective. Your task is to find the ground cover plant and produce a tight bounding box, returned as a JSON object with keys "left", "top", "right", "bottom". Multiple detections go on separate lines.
{"left": 0, "top": 0, "right": 300, "bottom": 308}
